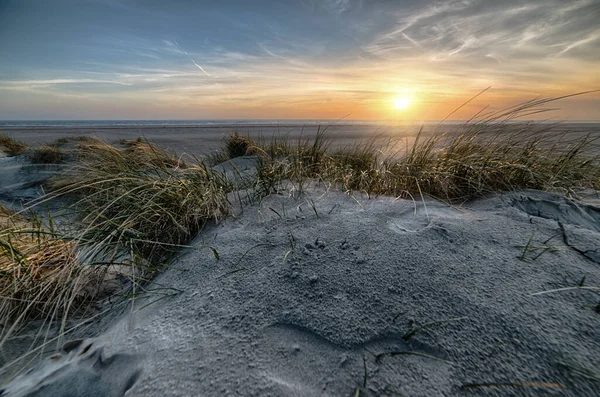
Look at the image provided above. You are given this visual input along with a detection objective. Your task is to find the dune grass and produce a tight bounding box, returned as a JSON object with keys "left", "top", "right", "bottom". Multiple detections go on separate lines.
{"left": 48, "top": 138, "right": 230, "bottom": 264}
{"left": 27, "top": 145, "right": 65, "bottom": 164}
{"left": 0, "top": 135, "right": 28, "bottom": 156}
{"left": 1, "top": 94, "right": 599, "bottom": 370}
{"left": 0, "top": 138, "right": 231, "bottom": 359}
{"left": 0, "top": 204, "right": 102, "bottom": 347}
{"left": 241, "top": 109, "right": 599, "bottom": 203}
{"left": 205, "top": 130, "right": 260, "bottom": 166}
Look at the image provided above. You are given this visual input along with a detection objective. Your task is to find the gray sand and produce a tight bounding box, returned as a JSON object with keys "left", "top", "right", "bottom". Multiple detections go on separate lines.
{"left": 3, "top": 184, "right": 599, "bottom": 396}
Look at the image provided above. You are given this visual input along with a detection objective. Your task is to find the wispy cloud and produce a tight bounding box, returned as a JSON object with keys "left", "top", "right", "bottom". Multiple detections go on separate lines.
{"left": 0, "top": 0, "right": 598, "bottom": 119}
{"left": 0, "top": 79, "right": 132, "bottom": 88}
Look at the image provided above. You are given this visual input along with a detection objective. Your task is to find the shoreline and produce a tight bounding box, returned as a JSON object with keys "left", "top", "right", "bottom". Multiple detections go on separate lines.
{"left": 2, "top": 121, "right": 600, "bottom": 129}
{"left": 2, "top": 122, "right": 599, "bottom": 157}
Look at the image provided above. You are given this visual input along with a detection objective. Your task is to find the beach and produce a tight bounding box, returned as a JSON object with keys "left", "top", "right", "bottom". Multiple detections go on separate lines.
{"left": 3, "top": 186, "right": 600, "bottom": 397}
{"left": 2, "top": 122, "right": 600, "bottom": 156}
{"left": 1, "top": 123, "right": 599, "bottom": 396}
{"left": 3, "top": 0, "right": 600, "bottom": 394}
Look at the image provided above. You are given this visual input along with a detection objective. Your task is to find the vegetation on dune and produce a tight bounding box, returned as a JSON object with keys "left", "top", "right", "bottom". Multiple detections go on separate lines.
{"left": 0, "top": 204, "right": 101, "bottom": 345}
{"left": 27, "top": 145, "right": 65, "bottom": 164}
{"left": 0, "top": 134, "right": 28, "bottom": 156}
{"left": 49, "top": 138, "right": 229, "bottom": 263}
{"left": 51, "top": 136, "right": 101, "bottom": 147}
{"left": 224, "top": 131, "right": 256, "bottom": 158}
{"left": 0, "top": 94, "right": 598, "bottom": 365}
{"left": 0, "top": 138, "right": 232, "bottom": 349}
{"left": 241, "top": 104, "right": 600, "bottom": 202}
{"left": 206, "top": 130, "right": 262, "bottom": 165}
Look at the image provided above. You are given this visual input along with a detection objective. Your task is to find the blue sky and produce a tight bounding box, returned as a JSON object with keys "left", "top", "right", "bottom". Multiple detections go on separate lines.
{"left": 0, "top": 0, "right": 599, "bottom": 120}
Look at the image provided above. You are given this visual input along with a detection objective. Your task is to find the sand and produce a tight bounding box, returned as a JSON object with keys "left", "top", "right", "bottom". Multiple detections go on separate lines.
{"left": 2, "top": 181, "right": 599, "bottom": 396}
{"left": 1, "top": 129, "right": 599, "bottom": 396}
{"left": 2, "top": 122, "right": 599, "bottom": 156}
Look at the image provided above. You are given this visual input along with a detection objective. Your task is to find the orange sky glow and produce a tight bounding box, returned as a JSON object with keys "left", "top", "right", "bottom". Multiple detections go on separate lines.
{"left": 1, "top": 0, "right": 599, "bottom": 120}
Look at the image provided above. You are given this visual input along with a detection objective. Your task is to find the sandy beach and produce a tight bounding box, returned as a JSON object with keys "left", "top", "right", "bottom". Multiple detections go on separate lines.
{"left": 2, "top": 122, "right": 599, "bottom": 157}
{"left": 3, "top": 0, "right": 600, "bottom": 394}
{"left": 3, "top": 184, "right": 600, "bottom": 396}
{"left": 0, "top": 126, "right": 599, "bottom": 396}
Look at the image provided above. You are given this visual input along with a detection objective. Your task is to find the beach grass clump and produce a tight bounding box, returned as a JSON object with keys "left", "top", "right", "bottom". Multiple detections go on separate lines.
{"left": 0, "top": 134, "right": 28, "bottom": 156}
{"left": 373, "top": 128, "right": 599, "bottom": 201}
{"left": 0, "top": 204, "right": 99, "bottom": 343}
{"left": 224, "top": 131, "right": 256, "bottom": 158}
{"left": 205, "top": 131, "right": 261, "bottom": 166}
{"left": 245, "top": 99, "right": 600, "bottom": 202}
{"left": 27, "top": 145, "right": 65, "bottom": 164}
{"left": 53, "top": 136, "right": 99, "bottom": 146}
{"left": 49, "top": 139, "right": 230, "bottom": 263}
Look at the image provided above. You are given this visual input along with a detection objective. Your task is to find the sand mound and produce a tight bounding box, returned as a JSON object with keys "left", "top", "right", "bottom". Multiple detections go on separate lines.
{"left": 2, "top": 188, "right": 599, "bottom": 396}
{"left": 0, "top": 157, "right": 57, "bottom": 210}
{"left": 211, "top": 156, "right": 259, "bottom": 189}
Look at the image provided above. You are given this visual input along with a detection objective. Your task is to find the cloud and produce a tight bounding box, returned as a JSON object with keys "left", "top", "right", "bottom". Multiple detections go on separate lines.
{"left": 0, "top": 79, "right": 132, "bottom": 89}
{"left": 366, "top": 0, "right": 600, "bottom": 62}
{"left": 0, "top": 0, "right": 598, "bottom": 119}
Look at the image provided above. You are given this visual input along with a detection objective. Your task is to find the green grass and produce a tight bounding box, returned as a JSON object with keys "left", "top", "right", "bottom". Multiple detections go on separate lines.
{"left": 0, "top": 135, "right": 28, "bottom": 156}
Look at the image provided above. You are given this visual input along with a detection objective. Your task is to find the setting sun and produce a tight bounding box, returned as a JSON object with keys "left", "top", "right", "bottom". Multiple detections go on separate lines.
{"left": 394, "top": 97, "right": 411, "bottom": 111}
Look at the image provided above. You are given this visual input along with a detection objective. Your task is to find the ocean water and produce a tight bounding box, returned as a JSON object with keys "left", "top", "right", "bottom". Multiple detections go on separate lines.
{"left": 0, "top": 119, "right": 392, "bottom": 128}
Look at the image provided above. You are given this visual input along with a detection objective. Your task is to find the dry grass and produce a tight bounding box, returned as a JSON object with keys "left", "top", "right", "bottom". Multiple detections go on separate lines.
{"left": 1, "top": 93, "right": 598, "bottom": 368}
{"left": 48, "top": 139, "right": 230, "bottom": 264}
{"left": 1, "top": 138, "right": 231, "bottom": 352}
{"left": 52, "top": 136, "right": 101, "bottom": 147}
{"left": 27, "top": 145, "right": 65, "bottom": 164}
{"left": 0, "top": 135, "right": 28, "bottom": 156}
{"left": 243, "top": 101, "right": 600, "bottom": 202}
{"left": 224, "top": 131, "right": 256, "bottom": 158}
{"left": 206, "top": 131, "right": 260, "bottom": 165}
{"left": 0, "top": 205, "right": 100, "bottom": 346}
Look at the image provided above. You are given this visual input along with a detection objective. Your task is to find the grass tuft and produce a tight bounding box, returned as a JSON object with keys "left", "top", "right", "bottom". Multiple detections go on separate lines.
{"left": 241, "top": 97, "right": 600, "bottom": 203}
{"left": 0, "top": 135, "right": 28, "bottom": 156}
{"left": 48, "top": 139, "right": 229, "bottom": 264}
{"left": 0, "top": 204, "right": 101, "bottom": 345}
{"left": 224, "top": 131, "right": 256, "bottom": 159}
{"left": 1, "top": 92, "right": 599, "bottom": 375}
{"left": 27, "top": 145, "right": 65, "bottom": 164}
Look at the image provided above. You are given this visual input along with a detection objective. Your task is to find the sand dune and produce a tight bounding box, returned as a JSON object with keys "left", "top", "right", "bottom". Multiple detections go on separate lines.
{"left": 3, "top": 184, "right": 599, "bottom": 396}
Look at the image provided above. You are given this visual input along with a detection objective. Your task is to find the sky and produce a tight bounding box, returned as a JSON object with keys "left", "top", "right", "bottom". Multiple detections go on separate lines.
{"left": 0, "top": 0, "right": 599, "bottom": 120}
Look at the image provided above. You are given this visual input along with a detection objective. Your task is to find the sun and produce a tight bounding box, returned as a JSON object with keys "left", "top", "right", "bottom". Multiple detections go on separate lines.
{"left": 394, "top": 97, "right": 411, "bottom": 110}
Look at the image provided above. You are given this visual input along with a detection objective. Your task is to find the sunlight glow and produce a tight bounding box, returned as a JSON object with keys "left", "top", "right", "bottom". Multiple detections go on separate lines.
{"left": 394, "top": 97, "right": 411, "bottom": 110}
